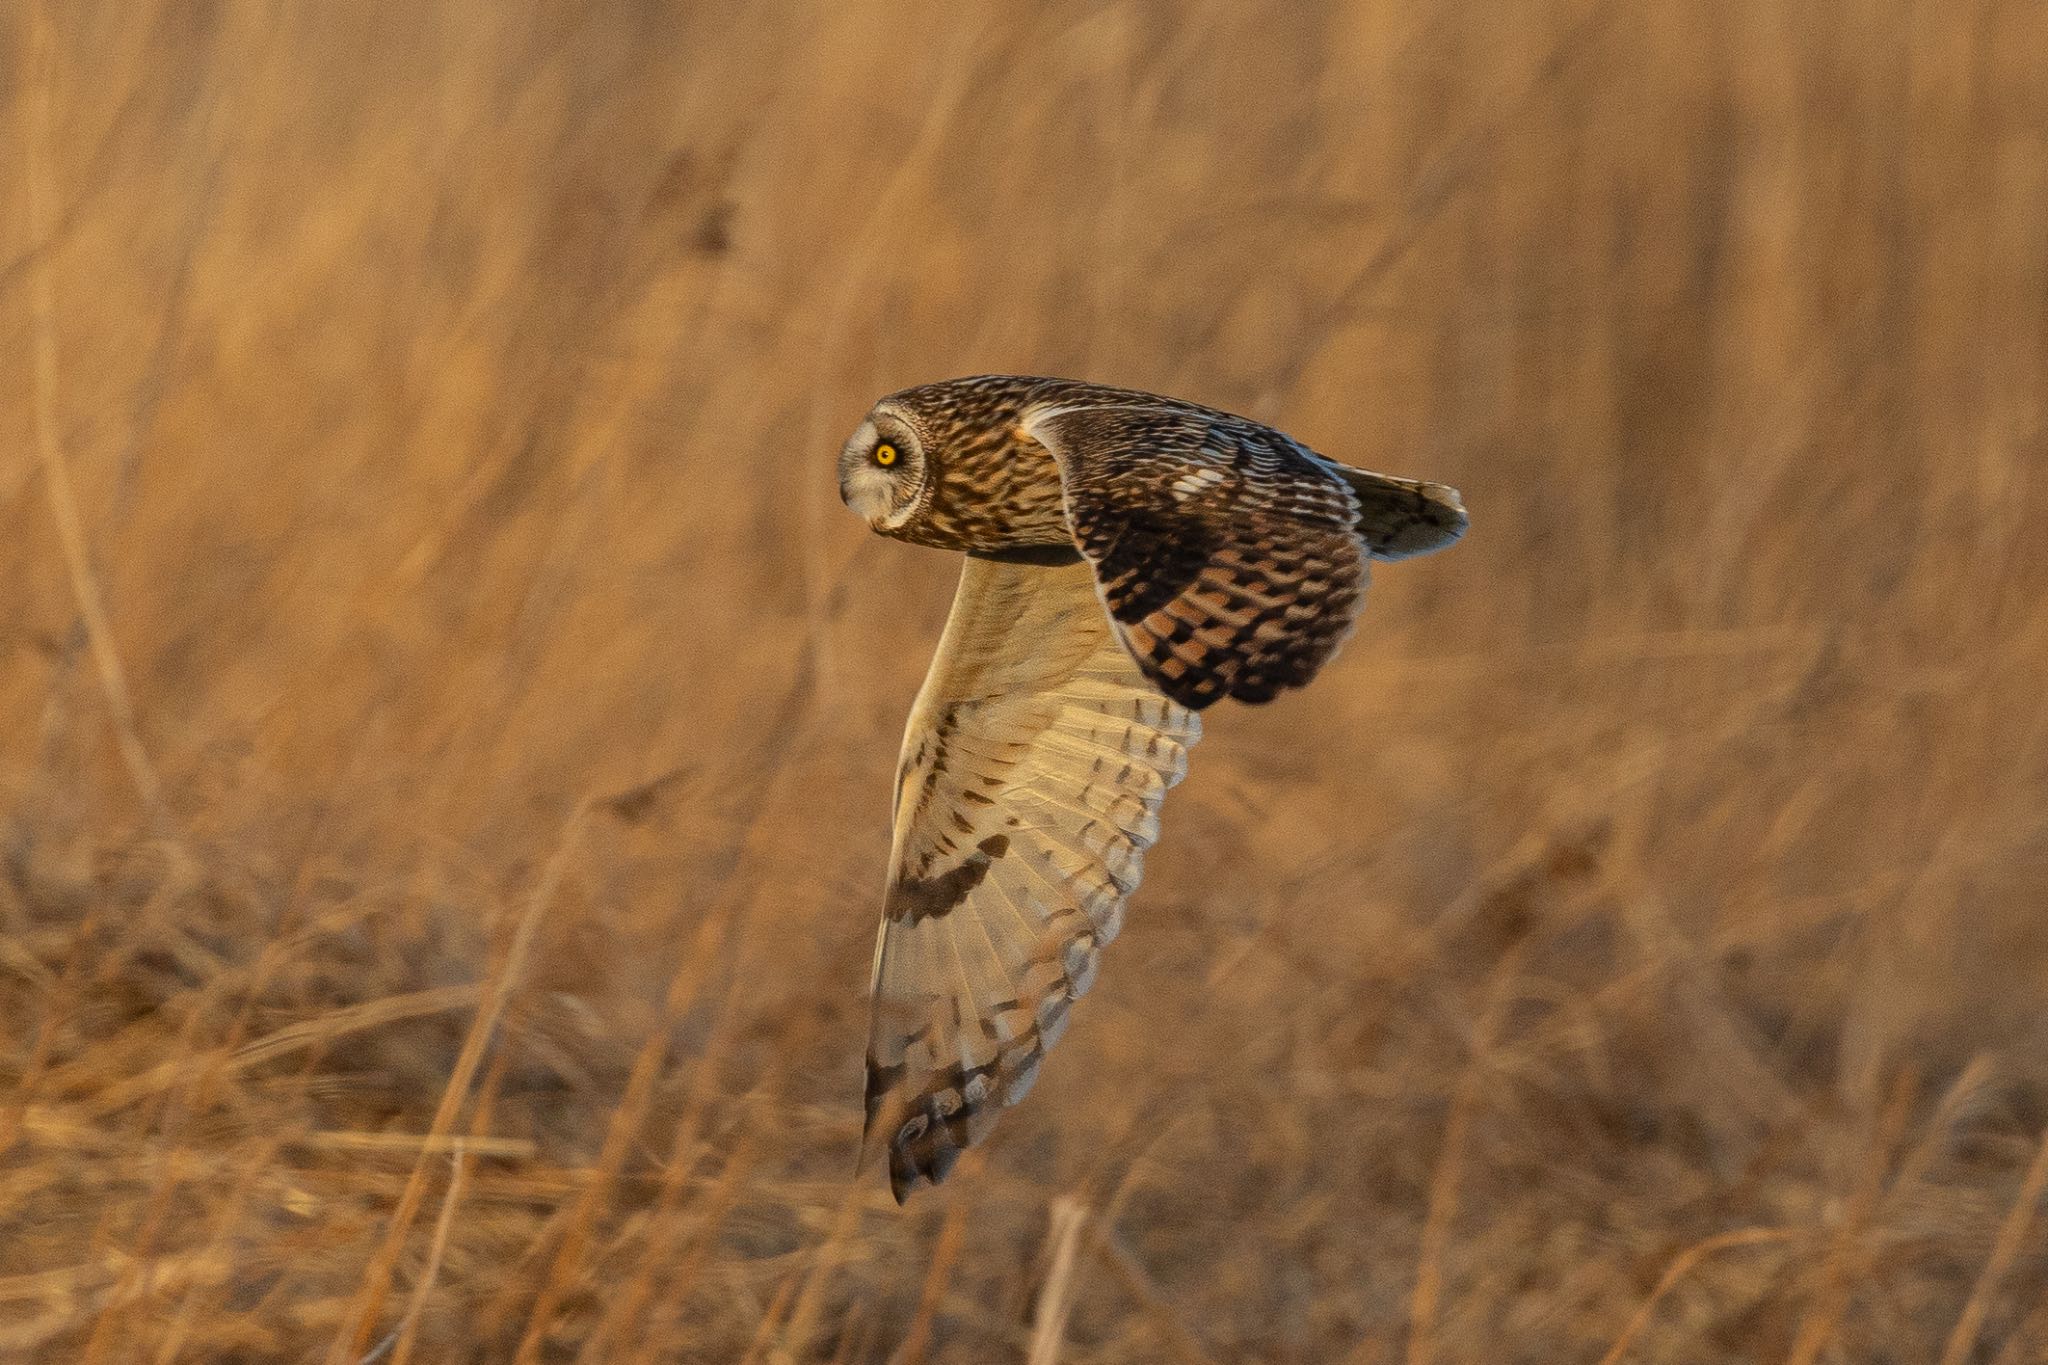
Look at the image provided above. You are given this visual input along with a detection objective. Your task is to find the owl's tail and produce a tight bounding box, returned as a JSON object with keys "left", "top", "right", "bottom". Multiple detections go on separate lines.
{"left": 1332, "top": 467, "right": 1469, "bottom": 561}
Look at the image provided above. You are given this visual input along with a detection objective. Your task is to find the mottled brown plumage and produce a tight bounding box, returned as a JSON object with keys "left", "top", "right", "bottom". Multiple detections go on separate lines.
{"left": 837, "top": 376, "right": 1466, "bottom": 1200}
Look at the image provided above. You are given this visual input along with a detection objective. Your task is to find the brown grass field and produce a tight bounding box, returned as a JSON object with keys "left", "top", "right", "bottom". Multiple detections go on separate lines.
{"left": 4, "top": 1, "right": 2047, "bottom": 1360}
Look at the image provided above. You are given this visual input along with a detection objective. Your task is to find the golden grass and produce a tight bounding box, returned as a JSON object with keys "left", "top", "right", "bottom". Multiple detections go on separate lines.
{"left": 4, "top": 0, "right": 2047, "bottom": 1360}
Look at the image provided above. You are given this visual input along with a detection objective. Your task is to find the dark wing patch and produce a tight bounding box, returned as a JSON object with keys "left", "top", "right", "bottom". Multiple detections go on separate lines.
{"left": 1026, "top": 404, "right": 1370, "bottom": 709}
{"left": 883, "top": 834, "right": 1010, "bottom": 923}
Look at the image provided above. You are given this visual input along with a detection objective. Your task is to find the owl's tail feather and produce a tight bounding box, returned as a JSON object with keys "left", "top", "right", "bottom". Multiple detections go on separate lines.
{"left": 1332, "top": 467, "right": 1469, "bottom": 560}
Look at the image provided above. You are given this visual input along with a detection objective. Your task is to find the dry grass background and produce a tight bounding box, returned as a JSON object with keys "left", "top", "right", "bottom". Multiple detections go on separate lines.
{"left": 3, "top": 1, "right": 2046, "bottom": 1360}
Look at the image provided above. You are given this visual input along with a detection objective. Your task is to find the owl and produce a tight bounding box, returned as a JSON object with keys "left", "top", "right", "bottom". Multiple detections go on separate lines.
{"left": 838, "top": 376, "right": 1466, "bottom": 1201}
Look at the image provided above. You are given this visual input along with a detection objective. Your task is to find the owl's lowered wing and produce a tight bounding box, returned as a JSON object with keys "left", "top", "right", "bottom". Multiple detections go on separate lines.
{"left": 1026, "top": 402, "right": 1404, "bottom": 709}
{"left": 863, "top": 553, "right": 1199, "bottom": 1201}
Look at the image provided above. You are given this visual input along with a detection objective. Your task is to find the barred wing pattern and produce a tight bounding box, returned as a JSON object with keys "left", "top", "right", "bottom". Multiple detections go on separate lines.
{"left": 1025, "top": 403, "right": 1371, "bottom": 710}
{"left": 863, "top": 553, "right": 1199, "bottom": 1201}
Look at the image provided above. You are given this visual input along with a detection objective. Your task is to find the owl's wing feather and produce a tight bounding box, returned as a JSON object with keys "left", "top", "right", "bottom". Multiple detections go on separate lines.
{"left": 864, "top": 553, "right": 1199, "bottom": 1201}
{"left": 1025, "top": 402, "right": 1375, "bottom": 709}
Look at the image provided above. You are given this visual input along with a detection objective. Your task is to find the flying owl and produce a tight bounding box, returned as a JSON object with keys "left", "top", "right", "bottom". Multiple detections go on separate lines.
{"left": 838, "top": 376, "right": 1466, "bottom": 1201}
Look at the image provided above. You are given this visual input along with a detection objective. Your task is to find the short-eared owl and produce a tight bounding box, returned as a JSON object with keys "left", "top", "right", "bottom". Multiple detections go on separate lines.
{"left": 839, "top": 376, "right": 1466, "bottom": 1201}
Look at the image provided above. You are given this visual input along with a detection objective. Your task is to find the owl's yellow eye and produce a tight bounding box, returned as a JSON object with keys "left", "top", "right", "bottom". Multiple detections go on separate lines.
{"left": 874, "top": 443, "right": 899, "bottom": 467}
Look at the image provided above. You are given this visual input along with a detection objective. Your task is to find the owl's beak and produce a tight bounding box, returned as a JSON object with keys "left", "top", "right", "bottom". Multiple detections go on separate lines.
{"left": 839, "top": 464, "right": 896, "bottom": 527}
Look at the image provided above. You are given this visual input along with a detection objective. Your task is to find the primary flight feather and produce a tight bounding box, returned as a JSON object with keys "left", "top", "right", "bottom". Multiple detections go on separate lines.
{"left": 838, "top": 376, "right": 1466, "bottom": 1201}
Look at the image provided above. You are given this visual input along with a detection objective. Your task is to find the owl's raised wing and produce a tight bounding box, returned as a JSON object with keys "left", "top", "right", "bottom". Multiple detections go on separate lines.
{"left": 863, "top": 553, "right": 1199, "bottom": 1201}
{"left": 1027, "top": 401, "right": 1459, "bottom": 709}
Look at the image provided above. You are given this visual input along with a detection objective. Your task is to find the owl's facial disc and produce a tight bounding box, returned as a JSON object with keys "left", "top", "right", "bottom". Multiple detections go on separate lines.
{"left": 837, "top": 414, "right": 924, "bottom": 531}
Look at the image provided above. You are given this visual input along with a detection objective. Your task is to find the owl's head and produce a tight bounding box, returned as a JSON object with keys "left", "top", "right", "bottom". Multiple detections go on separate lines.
{"left": 837, "top": 408, "right": 929, "bottom": 532}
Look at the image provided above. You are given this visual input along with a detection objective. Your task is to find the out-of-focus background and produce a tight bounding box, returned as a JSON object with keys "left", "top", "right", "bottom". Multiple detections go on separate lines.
{"left": 4, "top": 1, "right": 2045, "bottom": 1360}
